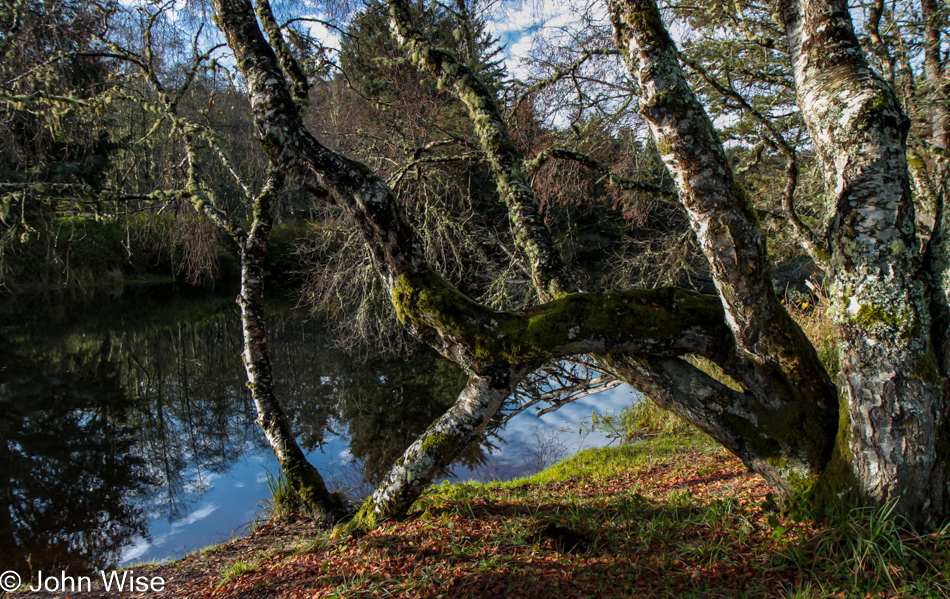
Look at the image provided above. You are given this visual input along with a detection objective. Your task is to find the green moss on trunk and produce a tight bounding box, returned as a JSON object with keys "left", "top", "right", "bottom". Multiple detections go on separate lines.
{"left": 337, "top": 499, "right": 379, "bottom": 537}
{"left": 284, "top": 460, "right": 347, "bottom": 523}
{"left": 391, "top": 271, "right": 731, "bottom": 367}
{"left": 798, "top": 393, "right": 861, "bottom": 514}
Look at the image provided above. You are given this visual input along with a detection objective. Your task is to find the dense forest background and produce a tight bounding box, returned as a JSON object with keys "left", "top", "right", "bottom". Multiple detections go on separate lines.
{"left": 3, "top": 0, "right": 943, "bottom": 309}
{"left": 0, "top": 0, "right": 837, "bottom": 310}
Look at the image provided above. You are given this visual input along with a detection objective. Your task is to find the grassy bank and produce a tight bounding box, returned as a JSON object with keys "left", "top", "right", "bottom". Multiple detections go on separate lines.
{"left": 20, "top": 431, "right": 950, "bottom": 599}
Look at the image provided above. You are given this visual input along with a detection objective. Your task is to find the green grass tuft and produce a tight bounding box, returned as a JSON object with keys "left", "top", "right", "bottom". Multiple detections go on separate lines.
{"left": 257, "top": 468, "right": 304, "bottom": 523}
{"left": 217, "top": 558, "right": 259, "bottom": 588}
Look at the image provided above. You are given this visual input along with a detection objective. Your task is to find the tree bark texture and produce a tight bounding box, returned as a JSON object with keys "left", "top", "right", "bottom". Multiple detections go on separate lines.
{"left": 608, "top": 0, "right": 839, "bottom": 489}
{"left": 780, "top": 0, "right": 947, "bottom": 523}
{"left": 235, "top": 174, "right": 348, "bottom": 522}
{"left": 350, "top": 366, "right": 531, "bottom": 531}
{"left": 921, "top": 0, "right": 948, "bottom": 152}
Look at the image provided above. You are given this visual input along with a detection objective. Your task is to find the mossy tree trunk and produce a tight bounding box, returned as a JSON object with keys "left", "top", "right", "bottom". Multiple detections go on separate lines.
{"left": 234, "top": 174, "right": 348, "bottom": 523}
{"left": 211, "top": 0, "right": 950, "bottom": 529}
{"left": 779, "top": 0, "right": 947, "bottom": 524}
{"left": 350, "top": 366, "right": 533, "bottom": 530}
{"left": 608, "top": 0, "right": 840, "bottom": 491}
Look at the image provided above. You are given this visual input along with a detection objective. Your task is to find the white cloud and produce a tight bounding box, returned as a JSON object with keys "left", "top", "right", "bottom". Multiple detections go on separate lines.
{"left": 182, "top": 471, "right": 220, "bottom": 495}
{"left": 179, "top": 502, "right": 221, "bottom": 527}
{"left": 487, "top": 0, "right": 612, "bottom": 82}
{"left": 120, "top": 537, "right": 152, "bottom": 563}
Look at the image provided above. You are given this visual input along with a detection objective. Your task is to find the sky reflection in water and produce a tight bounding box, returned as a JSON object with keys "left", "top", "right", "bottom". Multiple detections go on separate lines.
{"left": 122, "top": 384, "right": 638, "bottom": 565}
{"left": 0, "top": 284, "right": 639, "bottom": 570}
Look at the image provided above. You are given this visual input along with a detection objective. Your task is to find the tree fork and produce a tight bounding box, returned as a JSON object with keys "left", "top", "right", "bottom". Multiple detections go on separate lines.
{"left": 383, "top": 0, "right": 836, "bottom": 500}
{"left": 386, "top": 0, "right": 838, "bottom": 499}
{"left": 211, "top": 0, "right": 844, "bottom": 528}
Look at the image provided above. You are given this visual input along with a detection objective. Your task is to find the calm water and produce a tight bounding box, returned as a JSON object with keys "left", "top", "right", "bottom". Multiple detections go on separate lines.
{"left": 0, "top": 283, "right": 637, "bottom": 574}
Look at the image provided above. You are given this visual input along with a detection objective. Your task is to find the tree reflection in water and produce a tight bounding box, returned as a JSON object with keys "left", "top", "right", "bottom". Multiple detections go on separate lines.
{"left": 252, "top": 308, "right": 486, "bottom": 497}
{"left": 0, "top": 284, "right": 487, "bottom": 574}
{"left": 0, "top": 334, "right": 149, "bottom": 576}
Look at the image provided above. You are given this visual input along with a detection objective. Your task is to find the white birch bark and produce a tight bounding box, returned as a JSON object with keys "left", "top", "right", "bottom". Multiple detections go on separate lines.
{"left": 780, "top": 0, "right": 947, "bottom": 522}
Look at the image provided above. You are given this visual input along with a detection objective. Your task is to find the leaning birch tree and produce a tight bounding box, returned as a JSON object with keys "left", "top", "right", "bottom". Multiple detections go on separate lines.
{"left": 108, "top": 2, "right": 350, "bottom": 521}
{"left": 209, "top": 0, "right": 950, "bottom": 530}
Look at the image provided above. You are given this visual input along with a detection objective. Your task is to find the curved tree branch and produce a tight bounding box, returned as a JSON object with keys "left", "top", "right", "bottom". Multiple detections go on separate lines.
{"left": 680, "top": 55, "right": 828, "bottom": 271}
{"left": 609, "top": 0, "right": 838, "bottom": 478}
{"left": 510, "top": 48, "right": 622, "bottom": 118}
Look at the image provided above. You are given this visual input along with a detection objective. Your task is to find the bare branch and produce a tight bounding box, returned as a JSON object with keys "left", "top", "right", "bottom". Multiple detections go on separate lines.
{"left": 387, "top": 0, "right": 575, "bottom": 300}
{"left": 525, "top": 147, "right": 677, "bottom": 201}
{"left": 501, "top": 358, "right": 622, "bottom": 426}
{"left": 510, "top": 48, "right": 622, "bottom": 118}
{"left": 681, "top": 55, "right": 828, "bottom": 271}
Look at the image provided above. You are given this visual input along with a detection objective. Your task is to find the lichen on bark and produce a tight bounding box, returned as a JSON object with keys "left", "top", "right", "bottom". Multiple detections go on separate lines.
{"left": 609, "top": 0, "right": 839, "bottom": 495}
{"left": 781, "top": 0, "right": 947, "bottom": 523}
{"left": 386, "top": 0, "right": 572, "bottom": 300}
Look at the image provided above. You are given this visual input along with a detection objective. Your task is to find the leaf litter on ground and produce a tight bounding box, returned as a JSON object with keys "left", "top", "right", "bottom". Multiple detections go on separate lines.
{"left": 17, "top": 437, "right": 950, "bottom": 599}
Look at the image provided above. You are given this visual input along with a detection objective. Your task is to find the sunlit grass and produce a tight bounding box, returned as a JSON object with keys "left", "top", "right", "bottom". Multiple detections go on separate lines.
{"left": 182, "top": 426, "right": 950, "bottom": 599}
{"left": 257, "top": 468, "right": 303, "bottom": 523}
{"left": 216, "top": 558, "right": 260, "bottom": 588}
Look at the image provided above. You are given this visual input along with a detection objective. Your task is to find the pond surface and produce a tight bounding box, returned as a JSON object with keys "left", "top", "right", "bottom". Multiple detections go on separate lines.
{"left": 0, "top": 283, "right": 638, "bottom": 574}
